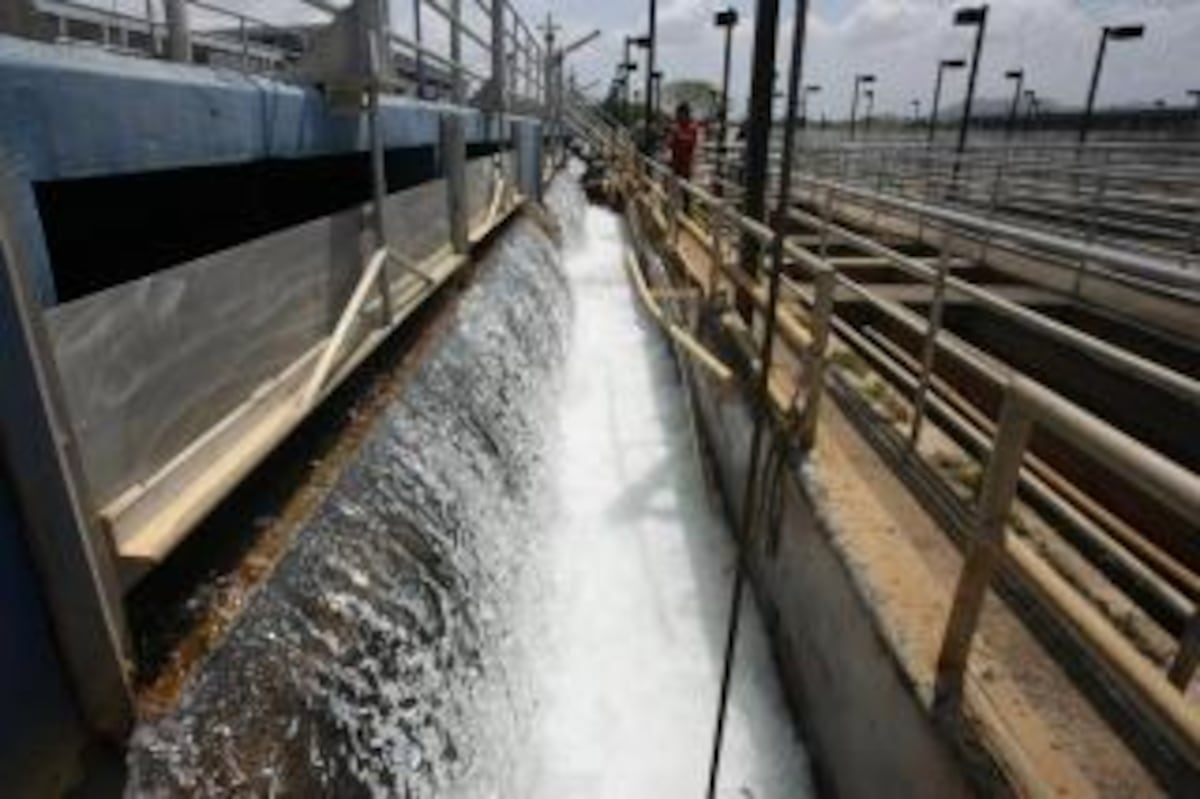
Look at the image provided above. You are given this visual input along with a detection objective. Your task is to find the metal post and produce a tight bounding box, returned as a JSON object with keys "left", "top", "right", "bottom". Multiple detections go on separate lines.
{"left": 412, "top": 0, "right": 426, "bottom": 98}
{"left": 164, "top": 0, "right": 191, "bottom": 63}
{"left": 737, "top": 0, "right": 782, "bottom": 319}
{"left": 928, "top": 60, "right": 961, "bottom": 146}
{"left": 953, "top": 6, "right": 988, "bottom": 184}
{"left": 1169, "top": 612, "right": 1200, "bottom": 690}
{"left": 442, "top": 114, "right": 468, "bottom": 253}
{"left": 450, "top": 0, "right": 463, "bottom": 102}
{"left": 849, "top": 77, "right": 861, "bottom": 140}
{"left": 934, "top": 384, "right": 1032, "bottom": 715}
{"left": 714, "top": 9, "right": 738, "bottom": 194}
{"left": 1080, "top": 34, "right": 1107, "bottom": 146}
{"left": 799, "top": 269, "right": 834, "bottom": 450}
{"left": 239, "top": 17, "right": 249, "bottom": 71}
{"left": 491, "top": 0, "right": 506, "bottom": 113}
{"left": 366, "top": 0, "right": 393, "bottom": 320}
{"left": 908, "top": 238, "right": 951, "bottom": 449}
{"left": 0, "top": 161, "right": 133, "bottom": 739}
{"left": 643, "top": 0, "right": 657, "bottom": 152}
{"left": 707, "top": 1, "right": 809, "bottom": 794}
{"left": 1005, "top": 69, "right": 1024, "bottom": 140}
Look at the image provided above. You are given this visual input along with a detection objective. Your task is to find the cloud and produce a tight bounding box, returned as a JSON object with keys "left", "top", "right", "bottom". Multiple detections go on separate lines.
{"left": 65, "top": 0, "right": 1200, "bottom": 119}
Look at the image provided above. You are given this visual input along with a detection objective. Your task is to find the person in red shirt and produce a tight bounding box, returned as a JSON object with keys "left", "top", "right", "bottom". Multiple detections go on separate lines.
{"left": 667, "top": 102, "right": 701, "bottom": 181}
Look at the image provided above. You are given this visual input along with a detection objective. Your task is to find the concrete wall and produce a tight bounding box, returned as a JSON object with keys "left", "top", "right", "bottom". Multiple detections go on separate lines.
{"left": 659, "top": 288, "right": 972, "bottom": 796}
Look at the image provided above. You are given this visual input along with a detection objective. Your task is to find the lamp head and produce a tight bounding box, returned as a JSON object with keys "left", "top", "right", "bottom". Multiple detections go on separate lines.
{"left": 1106, "top": 24, "right": 1145, "bottom": 40}
{"left": 953, "top": 6, "right": 987, "bottom": 26}
{"left": 714, "top": 9, "right": 739, "bottom": 28}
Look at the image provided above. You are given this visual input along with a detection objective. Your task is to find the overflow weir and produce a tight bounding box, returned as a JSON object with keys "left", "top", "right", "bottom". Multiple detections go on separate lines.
{"left": 2, "top": 2, "right": 1199, "bottom": 797}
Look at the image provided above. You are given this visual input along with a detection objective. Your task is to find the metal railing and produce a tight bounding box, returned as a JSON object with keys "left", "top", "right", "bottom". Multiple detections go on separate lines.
{"left": 570, "top": 99, "right": 1200, "bottom": 776}
{"left": 774, "top": 140, "right": 1200, "bottom": 270}
{"left": 25, "top": 0, "right": 551, "bottom": 112}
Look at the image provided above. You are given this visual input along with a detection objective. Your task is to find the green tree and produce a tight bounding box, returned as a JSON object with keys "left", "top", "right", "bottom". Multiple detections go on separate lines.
{"left": 662, "top": 80, "right": 721, "bottom": 119}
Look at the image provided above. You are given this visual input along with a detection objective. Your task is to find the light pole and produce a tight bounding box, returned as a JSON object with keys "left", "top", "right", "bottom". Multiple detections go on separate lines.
{"left": 622, "top": 35, "right": 643, "bottom": 119}
{"left": 714, "top": 8, "right": 739, "bottom": 191}
{"left": 1080, "top": 23, "right": 1145, "bottom": 145}
{"left": 952, "top": 4, "right": 989, "bottom": 170}
{"left": 801, "top": 83, "right": 821, "bottom": 127}
{"left": 911, "top": 98, "right": 921, "bottom": 126}
{"left": 1024, "top": 89, "right": 1038, "bottom": 133}
{"left": 849, "top": 73, "right": 875, "bottom": 139}
{"left": 863, "top": 88, "right": 875, "bottom": 134}
{"left": 928, "top": 58, "right": 964, "bottom": 144}
{"left": 651, "top": 69, "right": 663, "bottom": 119}
{"left": 1004, "top": 68, "right": 1023, "bottom": 139}
{"left": 644, "top": 0, "right": 658, "bottom": 152}
{"left": 630, "top": 34, "right": 650, "bottom": 133}
{"left": 736, "top": 0, "right": 783, "bottom": 319}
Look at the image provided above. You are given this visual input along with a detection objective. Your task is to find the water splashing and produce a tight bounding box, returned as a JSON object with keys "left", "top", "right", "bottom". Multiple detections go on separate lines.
{"left": 128, "top": 205, "right": 576, "bottom": 796}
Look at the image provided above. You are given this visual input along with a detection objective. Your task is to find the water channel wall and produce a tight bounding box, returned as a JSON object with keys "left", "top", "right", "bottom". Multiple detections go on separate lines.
{"left": 637, "top": 238, "right": 975, "bottom": 796}
{"left": 0, "top": 35, "right": 543, "bottom": 793}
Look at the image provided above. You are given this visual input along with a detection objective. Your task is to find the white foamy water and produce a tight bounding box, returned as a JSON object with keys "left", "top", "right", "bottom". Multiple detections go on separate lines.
{"left": 126, "top": 174, "right": 810, "bottom": 798}
{"left": 525, "top": 188, "right": 814, "bottom": 798}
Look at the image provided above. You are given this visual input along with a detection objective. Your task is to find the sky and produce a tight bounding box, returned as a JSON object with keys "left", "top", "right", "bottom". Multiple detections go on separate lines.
{"left": 85, "top": 0, "right": 1200, "bottom": 119}
{"left": 518, "top": 0, "right": 1200, "bottom": 118}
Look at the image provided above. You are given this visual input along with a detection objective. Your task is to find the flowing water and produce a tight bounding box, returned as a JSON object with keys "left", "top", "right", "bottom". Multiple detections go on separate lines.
{"left": 127, "top": 173, "right": 811, "bottom": 797}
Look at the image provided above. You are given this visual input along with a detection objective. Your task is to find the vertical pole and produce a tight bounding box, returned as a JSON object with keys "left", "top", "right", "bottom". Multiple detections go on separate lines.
{"left": 953, "top": 8, "right": 988, "bottom": 183}
{"left": 643, "top": 0, "right": 657, "bottom": 152}
{"left": 164, "top": 0, "right": 191, "bottom": 63}
{"left": 450, "top": 0, "right": 463, "bottom": 103}
{"left": 706, "top": 2, "right": 808, "bottom": 796}
{"left": 442, "top": 115, "right": 468, "bottom": 253}
{"left": 623, "top": 37, "right": 633, "bottom": 119}
{"left": 412, "top": 0, "right": 425, "bottom": 99}
{"left": 737, "top": 0, "right": 782, "bottom": 318}
{"left": 934, "top": 384, "right": 1032, "bottom": 715}
{"left": 798, "top": 268, "right": 834, "bottom": 450}
{"left": 928, "top": 64, "right": 945, "bottom": 146}
{"left": 240, "top": 17, "right": 249, "bottom": 72}
{"left": 715, "top": 22, "right": 734, "bottom": 193}
{"left": 849, "top": 77, "right": 861, "bottom": 140}
{"left": 0, "top": 161, "right": 133, "bottom": 740}
{"left": 908, "top": 238, "right": 950, "bottom": 450}
{"left": 367, "top": 0, "right": 393, "bottom": 320}
{"left": 1080, "top": 29, "right": 1108, "bottom": 146}
{"left": 491, "top": 0, "right": 506, "bottom": 114}
{"left": 1005, "top": 71, "right": 1023, "bottom": 139}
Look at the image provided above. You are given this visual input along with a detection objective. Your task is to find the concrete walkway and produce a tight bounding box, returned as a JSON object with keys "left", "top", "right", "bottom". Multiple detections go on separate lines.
{"left": 526, "top": 203, "right": 814, "bottom": 798}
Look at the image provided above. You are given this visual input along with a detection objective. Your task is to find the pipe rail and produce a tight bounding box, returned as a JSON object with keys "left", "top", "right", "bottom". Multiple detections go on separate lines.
{"left": 570, "top": 100, "right": 1200, "bottom": 773}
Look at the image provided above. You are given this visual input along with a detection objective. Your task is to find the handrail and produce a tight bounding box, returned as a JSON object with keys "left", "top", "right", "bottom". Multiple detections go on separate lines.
{"left": 570, "top": 102, "right": 1200, "bottom": 771}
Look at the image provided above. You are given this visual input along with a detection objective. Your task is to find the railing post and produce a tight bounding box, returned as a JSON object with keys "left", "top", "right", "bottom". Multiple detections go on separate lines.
{"left": 707, "top": 199, "right": 728, "bottom": 300}
{"left": 442, "top": 114, "right": 469, "bottom": 253}
{"left": 798, "top": 269, "right": 835, "bottom": 450}
{"left": 1168, "top": 611, "right": 1200, "bottom": 691}
{"left": 490, "top": 0, "right": 506, "bottom": 114}
{"left": 239, "top": 17, "right": 249, "bottom": 71}
{"left": 365, "top": 0, "right": 393, "bottom": 321}
{"left": 449, "top": 0, "right": 463, "bottom": 102}
{"left": 164, "top": 0, "right": 191, "bottom": 63}
{"left": 934, "top": 384, "right": 1033, "bottom": 716}
{"left": 908, "top": 235, "right": 951, "bottom": 450}
{"left": 818, "top": 185, "right": 834, "bottom": 258}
